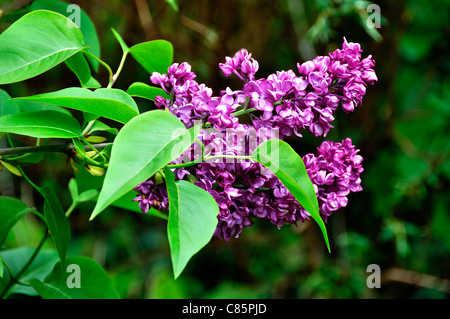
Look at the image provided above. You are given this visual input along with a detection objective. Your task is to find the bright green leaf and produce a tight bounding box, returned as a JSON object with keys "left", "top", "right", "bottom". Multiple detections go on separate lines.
{"left": 127, "top": 82, "right": 170, "bottom": 101}
{"left": 90, "top": 110, "right": 197, "bottom": 220}
{"left": 88, "top": 120, "right": 118, "bottom": 135}
{"left": 64, "top": 51, "right": 96, "bottom": 88}
{"left": 15, "top": 99, "right": 72, "bottom": 116}
{"left": 0, "top": 89, "right": 19, "bottom": 117}
{"left": 68, "top": 178, "right": 79, "bottom": 202}
{"left": 78, "top": 189, "right": 99, "bottom": 203}
{"left": 164, "top": 167, "right": 219, "bottom": 279}
{"left": 30, "top": 0, "right": 101, "bottom": 71}
{"left": 0, "top": 160, "right": 22, "bottom": 177}
{"left": 13, "top": 88, "right": 139, "bottom": 124}
{"left": 0, "top": 110, "right": 82, "bottom": 139}
{"left": 129, "top": 40, "right": 173, "bottom": 75}
{"left": 251, "top": 139, "right": 330, "bottom": 252}
{"left": 111, "top": 28, "right": 130, "bottom": 53}
{"left": 30, "top": 256, "right": 120, "bottom": 299}
{"left": 0, "top": 10, "right": 85, "bottom": 85}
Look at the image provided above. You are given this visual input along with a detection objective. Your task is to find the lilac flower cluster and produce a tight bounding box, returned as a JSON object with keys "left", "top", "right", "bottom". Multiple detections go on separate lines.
{"left": 302, "top": 138, "right": 364, "bottom": 222}
{"left": 134, "top": 38, "right": 376, "bottom": 240}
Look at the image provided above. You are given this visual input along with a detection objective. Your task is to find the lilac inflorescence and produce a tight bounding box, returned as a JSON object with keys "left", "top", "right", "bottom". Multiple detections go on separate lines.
{"left": 134, "top": 38, "right": 376, "bottom": 241}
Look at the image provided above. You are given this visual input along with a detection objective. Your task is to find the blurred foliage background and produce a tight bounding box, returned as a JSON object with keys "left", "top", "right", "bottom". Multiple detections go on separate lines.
{"left": 0, "top": 0, "right": 449, "bottom": 299}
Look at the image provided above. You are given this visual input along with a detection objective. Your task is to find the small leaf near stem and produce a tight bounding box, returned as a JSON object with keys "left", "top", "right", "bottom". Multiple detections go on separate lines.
{"left": 0, "top": 230, "right": 49, "bottom": 299}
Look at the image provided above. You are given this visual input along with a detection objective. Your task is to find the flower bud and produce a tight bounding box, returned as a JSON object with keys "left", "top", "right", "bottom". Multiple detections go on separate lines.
{"left": 86, "top": 165, "right": 105, "bottom": 176}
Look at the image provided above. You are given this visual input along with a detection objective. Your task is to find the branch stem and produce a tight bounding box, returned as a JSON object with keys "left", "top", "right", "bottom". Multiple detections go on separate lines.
{"left": 0, "top": 143, "right": 112, "bottom": 157}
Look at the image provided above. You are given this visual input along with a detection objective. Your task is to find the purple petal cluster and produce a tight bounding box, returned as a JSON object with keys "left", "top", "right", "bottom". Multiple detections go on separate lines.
{"left": 302, "top": 138, "right": 364, "bottom": 222}
{"left": 133, "top": 178, "right": 168, "bottom": 214}
{"left": 134, "top": 38, "right": 375, "bottom": 241}
{"left": 235, "top": 38, "right": 377, "bottom": 138}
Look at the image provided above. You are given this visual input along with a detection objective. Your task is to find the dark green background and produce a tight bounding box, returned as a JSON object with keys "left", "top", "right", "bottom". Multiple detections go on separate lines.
{"left": 1, "top": 0, "right": 449, "bottom": 298}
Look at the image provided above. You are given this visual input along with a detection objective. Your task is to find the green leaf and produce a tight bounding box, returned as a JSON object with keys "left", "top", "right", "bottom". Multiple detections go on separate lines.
{"left": 78, "top": 189, "right": 99, "bottom": 203}
{"left": 84, "top": 75, "right": 102, "bottom": 89}
{"left": 64, "top": 51, "right": 100, "bottom": 88}
{"left": 15, "top": 99, "right": 72, "bottom": 116}
{"left": 0, "top": 110, "right": 82, "bottom": 138}
{"left": 90, "top": 110, "right": 197, "bottom": 220}
{"left": 68, "top": 178, "right": 79, "bottom": 202}
{"left": 127, "top": 82, "right": 171, "bottom": 101}
{"left": 30, "top": 0, "right": 101, "bottom": 71}
{"left": 0, "top": 89, "right": 19, "bottom": 117}
{"left": 13, "top": 88, "right": 139, "bottom": 124}
{"left": 0, "top": 197, "right": 34, "bottom": 248}
{"left": 0, "top": 247, "right": 59, "bottom": 297}
{"left": 72, "top": 137, "right": 86, "bottom": 157}
{"left": 30, "top": 256, "right": 120, "bottom": 299}
{"left": 165, "top": 0, "right": 179, "bottom": 12}
{"left": 0, "top": 10, "right": 85, "bottom": 85}
{"left": 38, "top": 186, "right": 71, "bottom": 269}
{"left": 111, "top": 28, "right": 130, "bottom": 53}
{"left": 0, "top": 160, "right": 22, "bottom": 177}
{"left": 129, "top": 40, "right": 173, "bottom": 75}
{"left": 251, "top": 139, "right": 330, "bottom": 252}
{"left": 87, "top": 120, "right": 118, "bottom": 135}
{"left": 164, "top": 167, "right": 219, "bottom": 279}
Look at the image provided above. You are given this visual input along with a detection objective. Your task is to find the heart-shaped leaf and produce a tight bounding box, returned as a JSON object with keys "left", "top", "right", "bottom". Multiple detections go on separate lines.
{"left": 0, "top": 10, "right": 85, "bottom": 85}
{"left": 251, "top": 139, "right": 330, "bottom": 252}
{"left": 30, "top": 0, "right": 101, "bottom": 71}
{"left": 0, "top": 110, "right": 82, "bottom": 138}
{"left": 13, "top": 88, "right": 139, "bottom": 124}
{"left": 165, "top": 167, "right": 219, "bottom": 279}
{"left": 90, "top": 110, "right": 198, "bottom": 219}
{"left": 129, "top": 40, "right": 173, "bottom": 75}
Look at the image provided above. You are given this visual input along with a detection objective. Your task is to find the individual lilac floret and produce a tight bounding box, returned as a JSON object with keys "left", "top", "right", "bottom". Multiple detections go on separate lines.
{"left": 219, "top": 48, "right": 259, "bottom": 82}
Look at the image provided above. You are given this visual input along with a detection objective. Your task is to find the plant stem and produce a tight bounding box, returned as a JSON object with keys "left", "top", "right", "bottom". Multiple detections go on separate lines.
{"left": 0, "top": 142, "right": 113, "bottom": 156}
{"left": 0, "top": 231, "right": 49, "bottom": 299}
{"left": 82, "top": 50, "right": 114, "bottom": 83}
{"left": 167, "top": 160, "right": 201, "bottom": 169}
{"left": 65, "top": 201, "right": 78, "bottom": 218}
{"left": 81, "top": 120, "right": 96, "bottom": 136}
{"left": 231, "top": 107, "right": 256, "bottom": 117}
{"left": 204, "top": 154, "right": 253, "bottom": 161}
{"left": 81, "top": 136, "right": 107, "bottom": 163}
{"left": 17, "top": 166, "right": 39, "bottom": 191}
{"left": 107, "top": 49, "right": 129, "bottom": 89}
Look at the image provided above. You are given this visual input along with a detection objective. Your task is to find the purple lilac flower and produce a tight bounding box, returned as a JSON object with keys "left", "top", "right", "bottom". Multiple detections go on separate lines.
{"left": 301, "top": 138, "right": 364, "bottom": 222}
{"left": 134, "top": 38, "right": 374, "bottom": 241}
